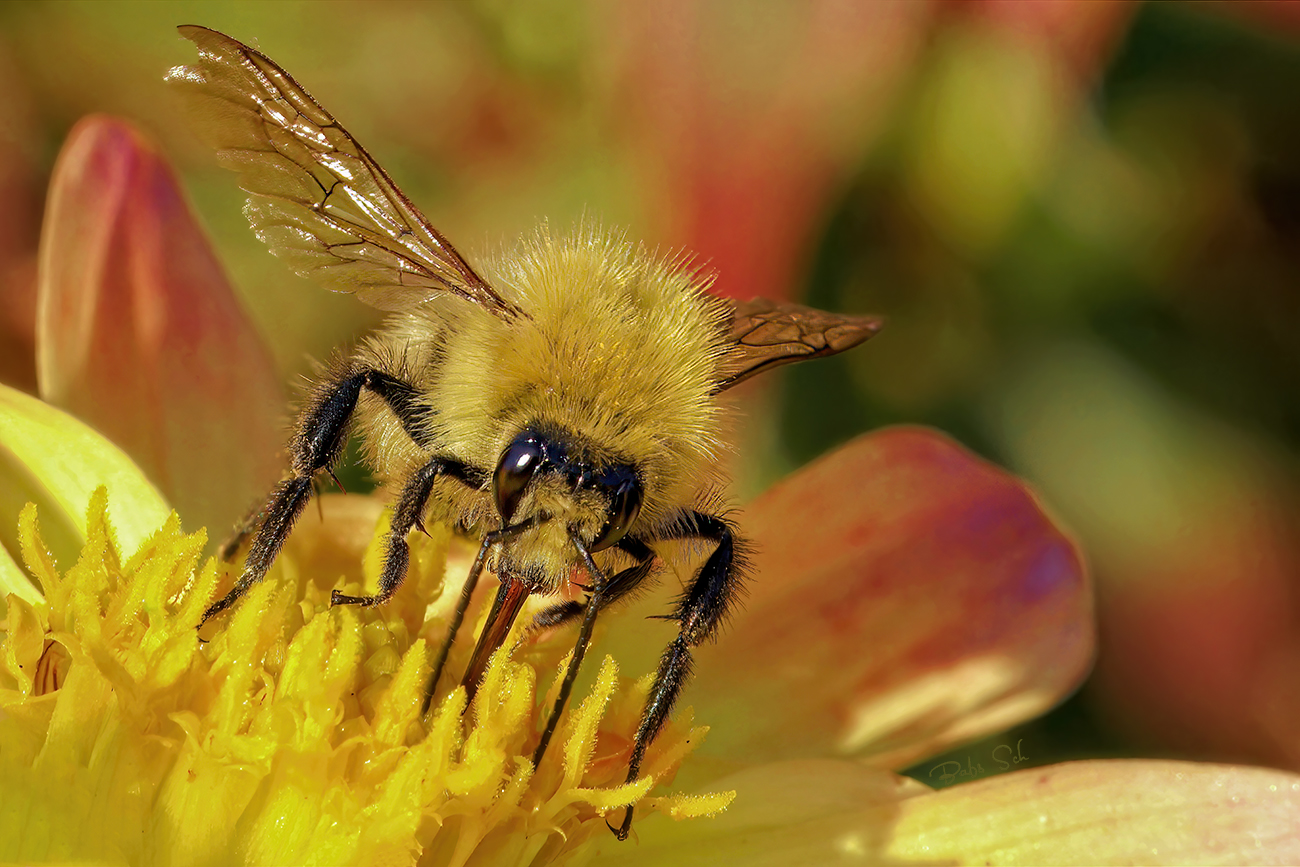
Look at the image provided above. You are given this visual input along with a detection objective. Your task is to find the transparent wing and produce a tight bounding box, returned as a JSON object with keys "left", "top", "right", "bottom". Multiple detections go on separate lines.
{"left": 166, "top": 25, "right": 518, "bottom": 317}
{"left": 714, "top": 298, "right": 882, "bottom": 393}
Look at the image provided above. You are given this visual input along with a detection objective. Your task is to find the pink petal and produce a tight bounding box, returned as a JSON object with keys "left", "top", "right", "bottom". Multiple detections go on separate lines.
{"left": 689, "top": 426, "right": 1093, "bottom": 769}
{"left": 1087, "top": 481, "right": 1300, "bottom": 771}
{"left": 593, "top": 758, "right": 1300, "bottom": 865}
{"left": 36, "top": 116, "right": 283, "bottom": 537}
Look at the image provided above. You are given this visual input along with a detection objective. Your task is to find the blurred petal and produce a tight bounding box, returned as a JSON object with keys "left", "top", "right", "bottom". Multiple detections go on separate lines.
{"left": 0, "top": 381, "right": 168, "bottom": 582}
{"left": 587, "top": 759, "right": 925, "bottom": 866}
{"left": 887, "top": 760, "right": 1300, "bottom": 865}
{"left": 988, "top": 342, "right": 1300, "bottom": 770}
{"left": 957, "top": 0, "right": 1134, "bottom": 83}
{"left": 902, "top": 19, "right": 1069, "bottom": 257}
{"left": 0, "top": 41, "right": 43, "bottom": 395}
{"left": 608, "top": 0, "right": 927, "bottom": 301}
{"left": 36, "top": 116, "right": 282, "bottom": 537}
{"left": 1217, "top": 0, "right": 1300, "bottom": 34}
{"left": 689, "top": 427, "right": 1092, "bottom": 769}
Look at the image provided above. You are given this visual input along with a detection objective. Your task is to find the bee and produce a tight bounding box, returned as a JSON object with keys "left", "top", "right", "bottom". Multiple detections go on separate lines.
{"left": 168, "top": 25, "right": 879, "bottom": 839}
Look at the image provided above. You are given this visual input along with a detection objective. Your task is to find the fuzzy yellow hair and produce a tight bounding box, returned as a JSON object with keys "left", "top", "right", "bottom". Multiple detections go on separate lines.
{"left": 355, "top": 225, "right": 731, "bottom": 582}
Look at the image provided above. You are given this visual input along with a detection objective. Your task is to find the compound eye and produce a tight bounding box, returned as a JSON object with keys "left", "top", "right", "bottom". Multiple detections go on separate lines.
{"left": 494, "top": 435, "right": 544, "bottom": 522}
{"left": 591, "top": 472, "right": 643, "bottom": 552}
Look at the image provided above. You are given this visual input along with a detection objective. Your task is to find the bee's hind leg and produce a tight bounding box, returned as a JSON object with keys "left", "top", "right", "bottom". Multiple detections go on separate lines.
{"left": 609, "top": 513, "right": 747, "bottom": 841}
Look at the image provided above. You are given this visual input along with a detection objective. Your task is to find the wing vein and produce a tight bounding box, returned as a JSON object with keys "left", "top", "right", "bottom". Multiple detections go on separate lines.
{"left": 168, "top": 24, "right": 520, "bottom": 319}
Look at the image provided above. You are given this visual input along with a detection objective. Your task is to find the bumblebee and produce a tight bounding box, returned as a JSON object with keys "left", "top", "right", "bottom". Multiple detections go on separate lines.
{"left": 169, "top": 25, "right": 879, "bottom": 839}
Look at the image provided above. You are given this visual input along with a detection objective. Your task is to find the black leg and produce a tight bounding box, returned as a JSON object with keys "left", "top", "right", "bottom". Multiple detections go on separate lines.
{"left": 200, "top": 368, "right": 369, "bottom": 626}
{"left": 611, "top": 512, "right": 747, "bottom": 840}
{"left": 202, "top": 477, "right": 316, "bottom": 624}
{"left": 331, "top": 455, "right": 484, "bottom": 607}
{"left": 201, "top": 366, "right": 479, "bottom": 627}
{"left": 531, "top": 599, "right": 584, "bottom": 630}
{"left": 530, "top": 537, "right": 655, "bottom": 630}
{"left": 361, "top": 369, "right": 439, "bottom": 450}
{"left": 532, "top": 536, "right": 656, "bottom": 768}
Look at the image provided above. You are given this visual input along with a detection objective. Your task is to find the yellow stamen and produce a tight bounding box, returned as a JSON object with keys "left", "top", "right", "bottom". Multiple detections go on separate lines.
{"left": 0, "top": 487, "right": 734, "bottom": 865}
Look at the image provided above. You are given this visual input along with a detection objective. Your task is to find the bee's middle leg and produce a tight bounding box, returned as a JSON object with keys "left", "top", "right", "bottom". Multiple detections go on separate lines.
{"left": 330, "top": 453, "right": 484, "bottom": 608}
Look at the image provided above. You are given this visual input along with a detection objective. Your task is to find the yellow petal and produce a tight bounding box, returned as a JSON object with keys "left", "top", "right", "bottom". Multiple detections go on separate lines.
{"left": 643, "top": 788, "right": 736, "bottom": 820}
{"left": 0, "top": 593, "right": 48, "bottom": 695}
{"left": 1, "top": 488, "right": 734, "bottom": 863}
{"left": 0, "top": 382, "right": 168, "bottom": 575}
{"left": 569, "top": 774, "right": 656, "bottom": 812}
{"left": 586, "top": 759, "right": 925, "bottom": 865}
{"left": 591, "top": 758, "right": 1300, "bottom": 866}
{"left": 0, "top": 533, "right": 38, "bottom": 607}
{"left": 561, "top": 654, "right": 620, "bottom": 790}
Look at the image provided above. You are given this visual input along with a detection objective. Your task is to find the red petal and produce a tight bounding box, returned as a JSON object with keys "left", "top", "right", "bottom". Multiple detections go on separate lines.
{"left": 36, "top": 116, "right": 283, "bottom": 536}
{"left": 690, "top": 426, "right": 1093, "bottom": 769}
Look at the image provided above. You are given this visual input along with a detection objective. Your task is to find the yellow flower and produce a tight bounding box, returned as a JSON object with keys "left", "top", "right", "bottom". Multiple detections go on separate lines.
{"left": 5, "top": 113, "right": 1299, "bottom": 866}
{"left": 0, "top": 401, "right": 730, "bottom": 864}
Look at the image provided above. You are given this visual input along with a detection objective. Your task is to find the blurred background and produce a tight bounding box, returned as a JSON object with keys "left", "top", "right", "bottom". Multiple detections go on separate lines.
{"left": 1, "top": 0, "right": 1298, "bottom": 787}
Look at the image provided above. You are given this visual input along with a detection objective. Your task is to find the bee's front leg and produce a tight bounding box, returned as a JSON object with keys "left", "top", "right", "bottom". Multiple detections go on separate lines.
{"left": 201, "top": 368, "right": 369, "bottom": 626}
{"left": 202, "top": 364, "right": 453, "bottom": 627}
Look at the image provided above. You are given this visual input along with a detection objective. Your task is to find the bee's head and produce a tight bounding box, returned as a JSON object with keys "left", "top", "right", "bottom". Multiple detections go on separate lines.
{"left": 492, "top": 427, "right": 643, "bottom": 553}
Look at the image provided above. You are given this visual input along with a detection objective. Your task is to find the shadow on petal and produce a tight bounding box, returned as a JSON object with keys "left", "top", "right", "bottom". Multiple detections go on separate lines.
{"left": 586, "top": 759, "right": 926, "bottom": 867}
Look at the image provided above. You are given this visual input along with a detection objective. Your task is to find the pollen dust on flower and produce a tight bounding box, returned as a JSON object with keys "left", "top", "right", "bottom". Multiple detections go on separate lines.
{"left": 0, "top": 487, "right": 734, "bottom": 866}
